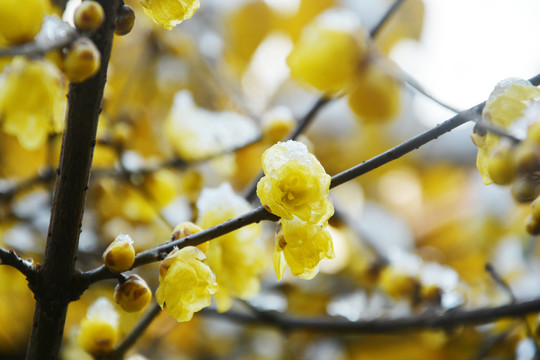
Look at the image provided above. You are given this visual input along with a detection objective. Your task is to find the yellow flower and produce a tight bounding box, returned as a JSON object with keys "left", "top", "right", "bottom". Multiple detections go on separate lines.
{"left": 274, "top": 218, "right": 334, "bottom": 280}
{"left": 76, "top": 298, "right": 119, "bottom": 356}
{"left": 197, "top": 183, "right": 266, "bottom": 312}
{"left": 156, "top": 246, "right": 217, "bottom": 322}
{"left": 257, "top": 140, "right": 333, "bottom": 225}
{"left": 474, "top": 78, "right": 540, "bottom": 184}
{"left": 103, "top": 234, "right": 136, "bottom": 273}
{"left": 139, "top": 0, "right": 200, "bottom": 30}
{"left": 348, "top": 59, "right": 402, "bottom": 123}
{"left": 0, "top": 0, "right": 47, "bottom": 45}
{"left": 286, "top": 11, "right": 367, "bottom": 94}
{"left": 0, "top": 57, "right": 66, "bottom": 150}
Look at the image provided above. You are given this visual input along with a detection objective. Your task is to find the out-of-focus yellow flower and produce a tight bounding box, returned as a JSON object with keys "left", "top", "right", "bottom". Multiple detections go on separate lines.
{"left": 261, "top": 106, "right": 295, "bottom": 144}
{"left": 139, "top": 0, "right": 200, "bottom": 30}
{"left": 257, "top": 140, "right": 333, "bottom": 225}
{"left": 76, "top": 298, "right": 119, "bottom": 356}
{"left": 287, "top": 11, "right": 367, "bottom": 94}
{"left": 156, "top": 246, "right": 217, "bottom": 322}
{"left": 197, "top": 183, "right": 266, "bottom": 312}
{"left": 0, "top": 56, "right": 66, "bottom": 150}
{"left": 0, "top": 0, "right": 47, "bottom": 44}
{"left": 348, "top": 59, "right": 402, "bottom": 123}
{"left": 274, "top": 218, "right": 334, "bottom": 280}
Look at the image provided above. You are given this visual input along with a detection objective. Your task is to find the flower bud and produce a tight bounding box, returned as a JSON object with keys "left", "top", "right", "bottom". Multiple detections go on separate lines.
{"left": 114, "top": 274, "right": 152, "bottom": 312}
{"left": 103, "top": 234, "right": 135, "bottom": 272}
{"left": 63, "top": 38, "right": 101, "bottom": 83}
{"left": 114, "top": 5, "right": 135, "bottom": 36}
{"left": 74, "top": 1, "right": 105, "bottom": 31}
{"left": 171, "top": 221, "right": 208, "bottom": 253}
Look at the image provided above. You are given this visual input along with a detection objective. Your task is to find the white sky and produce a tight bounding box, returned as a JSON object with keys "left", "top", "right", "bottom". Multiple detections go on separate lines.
{"left": 392, "top": 0, "right": 540, "bottom": 117}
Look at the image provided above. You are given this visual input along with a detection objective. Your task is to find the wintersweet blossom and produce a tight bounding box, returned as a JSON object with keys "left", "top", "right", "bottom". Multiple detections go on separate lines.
{"left": 0, "top": 57, "right": 66, "bottom": 150}
{"left": 274, "top": 218, "right": 334, "bottom": 280}
{"left": 286, "top": 11, "right": 367, "bottom": 94}
{"left": 257, "top": 140, "right": 335, "bottom": 280}
{"left": 473, "top": 78, "right": 540, "bottom": 184}
{"left": 257, "top": 140, "right": 333, "bottom": 225}
{"left": 197, "top": 183, "right": 266, "bottom": 312}
{"left": 139, "top": 0, "right": 200, "bottom": 30}
{"left": 156, "top": 246, "right": 218, "bottom": 322}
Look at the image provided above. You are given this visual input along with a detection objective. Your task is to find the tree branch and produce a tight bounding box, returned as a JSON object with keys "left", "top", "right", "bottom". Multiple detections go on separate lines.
{"left": 0, "top": 24, "right": 77, "bottom": 57}
{"left": 101, "top": 303, "right": 163, "bottom": 360}
{"left": 369, "top": 0, "right": 407, "bottom": 39}
{"left": 81, "top": 73, "right": 540, "bottom": 285}
{"left": 200, "top": 297, "right": 540, "bottom": 334}
{"left": 0, "top": 247, "right": 37, "bottom": 279}
{"left": 25, "top": 1, "right": 120, "bottom": 359}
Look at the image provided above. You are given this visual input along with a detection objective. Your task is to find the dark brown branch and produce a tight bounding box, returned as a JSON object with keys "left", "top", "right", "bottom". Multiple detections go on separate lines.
{"left": 25, "top": 1, "right": 120, "bottom": 359}
{"left": 200, "top": 297, "right": 540, "bottom": 333}
{"left": 101, "top": 303, "right": 163, "bottom": 360}
{"left": 80, "top": 206, "right": 279, "bottom": 284}
{"left": 0, "top": 247, "right": 37, "bottom": 279}
{"left": 82, "top": 73, "right": 540, "bottom": 285}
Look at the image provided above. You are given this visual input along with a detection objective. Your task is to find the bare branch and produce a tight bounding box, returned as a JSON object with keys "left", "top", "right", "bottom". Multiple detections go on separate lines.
{"left": 369, "top": 0, "right": 407, "bottom": 39}
{"left": 0, "top": 26, "right": 77, "bottom": 58}
{"left": 0, "top": 247, "right": 37, "bottom": 279}
{"left": 200, "top": 297, "right": 540, "bottom": 334}
{"left": 101, "top": 303, "right": 163, "bottom": 360}
{"left": 81, "top": 74, "right": 540, "bottom": 285}
{"left": 26, "top": 1, "right": 121, "bottom": 358}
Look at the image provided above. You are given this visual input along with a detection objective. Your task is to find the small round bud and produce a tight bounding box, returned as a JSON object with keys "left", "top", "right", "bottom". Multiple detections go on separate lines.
{"left": 512, "top": 177, "right": 539, "bottom": 203}
{"left": 63, "top": 38, "right": 101, "bottom": 83}
{"left": 103, "top": 234, "right": 136, "bottom": 272}
{"left": 514, "top": 141, "right": 540, "bottom": 174}
{"left": 114, "top": 274, "right": 152, "bottom": 312}
{"left": 114, "top": 5, "right": 135, "bottom": 36}
{"left": 487, "top": 142, "right": 516, "bottom": 185}
{"left": 74, "top": 1, "right": 105, "bottom": 31}
{"left": 532, "top": 196, "right": 540, "bottom": 220}
{"left": 526, "top": 215, "right": 540, "bottom": 235}
{"left": 172, "top": 222, "right": 208, "bottom": 253}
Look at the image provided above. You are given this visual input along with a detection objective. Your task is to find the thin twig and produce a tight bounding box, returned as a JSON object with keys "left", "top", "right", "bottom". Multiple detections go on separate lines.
{"left": 0, "top": 247, "right": 37, "bottom": 279}
{"left": 485, "top": 263, "right": 540, "bottom": 357}
{"left": 402, "top": 72, "right": 461, "bottom": 114}
{"left": 82, "top": 73, "right": 540, "bottom": 285}
{"left": 200, "top": 296, "right": 540, "bottom": 334}
{"left": 369, "top": 0, "right": 407, "bottom": 39}
{"left": 0, "top": 28, "right": 77, "bottom": 57}
{"left": 102, "top": 303, "right": 163, "bottom": 360}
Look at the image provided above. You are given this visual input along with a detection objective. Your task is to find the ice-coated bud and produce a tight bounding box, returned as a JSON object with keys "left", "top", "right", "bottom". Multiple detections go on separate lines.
{"left": 103, "top": 234, "right": 135, "bottom": 272}
{"left": 74, "top": 1, "right": 105, "bottom": 31}
{"left": 63, "top": 38, "right": 101, "bottom": 83}
{"left": 114, "top": 274, "right": 152, "bottom": 312}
